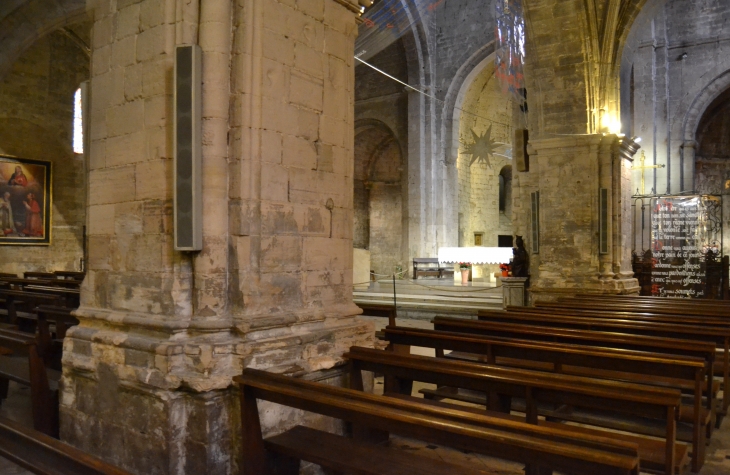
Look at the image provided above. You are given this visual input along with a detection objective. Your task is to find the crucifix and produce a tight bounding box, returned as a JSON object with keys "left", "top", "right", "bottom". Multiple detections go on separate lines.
{"left": 632, "top": 150, "right": 665, "bottom": 195}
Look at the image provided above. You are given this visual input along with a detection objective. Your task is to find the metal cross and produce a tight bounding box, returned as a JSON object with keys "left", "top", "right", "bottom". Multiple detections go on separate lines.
{"left": 631, "top": 150, "right": 665, "bottom": 195}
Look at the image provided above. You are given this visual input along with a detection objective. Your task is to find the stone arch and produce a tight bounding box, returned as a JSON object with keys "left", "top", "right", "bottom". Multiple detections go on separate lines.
{"left": 0, "top": 0, "right": 87, "bottom": 80}
{"left": 679, "top": 69, "right": 730, "bottom": 143}
{"left": 354, "top": 119, "right": 405, "bottom": 275}
{"left": 442, "top": 46, "right": 498, "bottom": 250}
{"left": 619, "top": 0, "right": 670, "bottom": 132}
{"left": 442, "top": 43, "right": 496, "bottom": 169}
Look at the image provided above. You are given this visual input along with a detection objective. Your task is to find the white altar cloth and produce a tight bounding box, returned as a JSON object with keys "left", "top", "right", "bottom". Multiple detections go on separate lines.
{"left": 438, "top": 247, "right": 513, "bottom": 265}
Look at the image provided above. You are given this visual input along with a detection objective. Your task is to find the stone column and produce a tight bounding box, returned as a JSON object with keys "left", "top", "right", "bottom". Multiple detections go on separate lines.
{"left": 520, "top": 134, "right": 640, "bottom": 303}
{"left": 682, "top": 140, "right": 697, "bottom": 192}
{"left": 62, "top": 0, "right": 373, "bottom": 473}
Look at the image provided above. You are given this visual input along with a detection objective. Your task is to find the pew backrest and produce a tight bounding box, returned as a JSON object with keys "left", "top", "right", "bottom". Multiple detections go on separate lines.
{"left": 0, "top": 416, "right": 132, "bottom": 475}
{"left": 235, "top": 368, "right": 640, "bottom": 475}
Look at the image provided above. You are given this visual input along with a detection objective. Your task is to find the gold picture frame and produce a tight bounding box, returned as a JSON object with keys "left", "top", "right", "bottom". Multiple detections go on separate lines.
{"left": 0, "top": 155, "right": 52, "bottom": 245}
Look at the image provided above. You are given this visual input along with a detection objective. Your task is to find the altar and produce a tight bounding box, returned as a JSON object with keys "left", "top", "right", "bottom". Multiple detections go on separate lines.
{"left": 438, "top": 247, "right": 513, "bottom": 282}
{"left": 438, "top": 247, "right": 513, "bottom": 265}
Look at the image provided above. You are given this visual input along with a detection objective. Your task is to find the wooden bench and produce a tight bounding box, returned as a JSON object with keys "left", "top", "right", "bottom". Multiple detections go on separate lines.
{"left": 0, "top": 289, "right": 61, "bottom": 329}
{"left": 412, "top": 258, "right": 453, "bottom": 279}
{"left": 23, "top": 272, "right": 57, "bottom": 280}
{"left": 357, "top": 303, "right": 396, "bottom": 326}
{"left": 382, "top": 326, "right": 708, "bottom": 472}
{"left": 54, "top": 271, "right": 85, "bottom": 281}
{"left": 346, "top": 346, "right": 685, "bottom": 475}
{"left": 571, "top": 294, "right": 730, "bottom": 308}
{"left": 433, "top": 317, "right": 717, "bottom": 431}
{"left": 549, "top": 296, "right": 730, "bottom": 319}
{"left": 0, "top": 416, "right": 132, "bottom": 474}
{"left": 536, "top": 296, "right": 730, "bottom": 384}
{"left": 0, "top": 329, "right": 60, "bottom": 437}
{"left": 479, "top": 308, "right": 730, "bottom": 418}
{"left": 0, "top": 277, "right": 81, "bottom": 290}
{"left": 34, "top": 305, "right": 79, "bottom": 370}
{"left": 234, "top": 367, "right": 641, "bottom": 475}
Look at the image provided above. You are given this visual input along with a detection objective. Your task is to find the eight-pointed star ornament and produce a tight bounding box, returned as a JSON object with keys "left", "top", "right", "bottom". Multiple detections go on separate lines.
{"left": 464, "top": 125, "right": 498, "bottom": 168}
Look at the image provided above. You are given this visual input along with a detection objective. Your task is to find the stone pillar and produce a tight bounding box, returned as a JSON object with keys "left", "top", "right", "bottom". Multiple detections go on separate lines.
{"left": 62, "top": 0, "right": 373, "bottom": 473}
{"left": 682, "top": 140, "right": 697, "bottom": 193}
{"left": 519, "top": 134, "right": 640, "bottom": 303}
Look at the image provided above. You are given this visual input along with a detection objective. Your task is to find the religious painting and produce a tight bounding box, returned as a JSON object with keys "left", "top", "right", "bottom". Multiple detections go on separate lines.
{"left": 0, "top": 155, "right": 51, "bottom": 245}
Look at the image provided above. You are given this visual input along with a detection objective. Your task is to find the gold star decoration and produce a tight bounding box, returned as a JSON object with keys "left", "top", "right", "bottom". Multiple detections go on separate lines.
{"left": 464, "top": 125, "right": 497, "bottom": 168}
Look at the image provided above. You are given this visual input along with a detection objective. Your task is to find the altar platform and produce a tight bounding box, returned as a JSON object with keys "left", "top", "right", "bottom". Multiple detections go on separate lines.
{"left": 353, "top": 277, "right": 503, "bottom": 319}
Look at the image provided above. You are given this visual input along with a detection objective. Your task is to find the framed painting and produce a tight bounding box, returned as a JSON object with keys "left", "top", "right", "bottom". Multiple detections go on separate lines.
{"left": 0, "top": 155, "right": 52, "bottom": 245}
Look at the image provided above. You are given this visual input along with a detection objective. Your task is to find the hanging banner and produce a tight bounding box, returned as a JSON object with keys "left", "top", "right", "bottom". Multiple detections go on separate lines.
{"left": 650, "top": 196, "right": 708, "bottom": 298}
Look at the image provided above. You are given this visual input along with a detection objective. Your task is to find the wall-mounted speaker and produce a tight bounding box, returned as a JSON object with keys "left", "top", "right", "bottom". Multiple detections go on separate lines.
{"left": 515, "top": 129, "right": 529, "bottom": 172}
{"left": 174, "top": 45, "right": 202, "bottom": 251}
{"left": 530, "top": 191, "right": 540, "bottom": 254}
{"left": 599, "top": 188, "right": 609, "bottom": 254}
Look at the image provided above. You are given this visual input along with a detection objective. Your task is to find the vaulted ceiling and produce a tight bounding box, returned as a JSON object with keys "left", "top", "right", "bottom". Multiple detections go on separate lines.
{"left": 0, "top": 0, "right": 87, "bottom": 80}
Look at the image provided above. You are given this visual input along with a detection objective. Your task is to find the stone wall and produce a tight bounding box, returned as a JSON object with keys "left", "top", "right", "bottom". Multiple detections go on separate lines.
{"left": 354, "top": 38, "right": 408, "bottom": 273}
{"left": 456, "top": 61, "right": 514, "bottom": 249}
{"left": 0, "top": 26, "right": 90, "bottom": 275}
{"left": 624, "top": 0, "right": 730, "bottom": 196}
{"left": 61, "top": 0, "right": 373, "bottom": 474}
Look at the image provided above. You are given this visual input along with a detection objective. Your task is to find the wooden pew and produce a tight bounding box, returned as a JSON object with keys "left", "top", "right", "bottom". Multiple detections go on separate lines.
{"left": 346, "top": 346, "right": 686, "bottom": 475}
{"left": 548, "top": 296, "right": 730, "bottom": 319}
{"left": 0, "top": 416, "right": 133, "bottom": 475}
{"left": 382, "top": 326, "right": 708, "bottom": 472}
{"left": 23, "top": 272, "right": 57, "bottom": 280}
{"left": 34, "top": 306, "right": 78, "bottom": 370}
{"left": 235, "top": 367, "right": 641, "bottom": 475}
{"left": 433, "top": 317, "right": 716, "bottom": 394}
{"left": 0, "top": 273, "right": 18, "bottom": 278}
{"left": 479, "top": 308, "right": 730, "bottom": 417}
{"left": 535, "top": 299, "right": 730, "bottom": 378}
{"left": 357, "top": 303, "right": 396, "bottom": 326}
{"left": 0, "top": 277, "right": 81, "bottom": 290}
{"left": 54, "top": 271, "right": 85, "bottom": 281}
{"left": 0, "top": 329, "right": 60, "bottom": 437}
{"left": 571, "top": 294, "right": 730, "bottom": 308}
{"left": 0, "top": 289, "right": 61, "bottom": 329}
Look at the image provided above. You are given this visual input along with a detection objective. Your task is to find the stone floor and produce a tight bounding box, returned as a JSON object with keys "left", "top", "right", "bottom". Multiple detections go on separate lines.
{"left": 0, "top": 382, "right": 33, "bottom": 475}
{"left": 3, "top": 315, "right": 730, "bottom": 474}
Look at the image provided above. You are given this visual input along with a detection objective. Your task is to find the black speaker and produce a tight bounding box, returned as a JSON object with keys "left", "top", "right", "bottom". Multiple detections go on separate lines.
{"left": 599, "top": 188, "right": 609, "bottom": 254}
{"left": 530, "top": 191, "right": 539, "bottom": 254}
{"left": 174, "top": 45, "right": 202, "bottom": 251}
{"left": 515, "top": 129, "right": 529, "bottom": 172}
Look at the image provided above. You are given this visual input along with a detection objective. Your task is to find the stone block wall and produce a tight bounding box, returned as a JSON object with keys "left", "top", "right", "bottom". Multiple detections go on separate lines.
{"left": 515, "top": 135, "right": 639, "bottom": 302}
{"left": 369, "top": 183, "right": 403, "bottom": 276}
{"left": 0, "top": 26, "right": 90, "bottom": 275}
{"left": 61, "top": 0, "right": 374, "bottom": 474}
{"left": 624, "top": 0, "right": 730, "bottom": 196}
{"left": 456, "top": 61, "right": 514, "bottom": 249}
